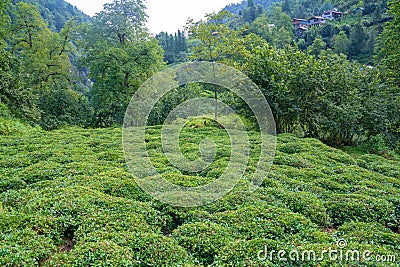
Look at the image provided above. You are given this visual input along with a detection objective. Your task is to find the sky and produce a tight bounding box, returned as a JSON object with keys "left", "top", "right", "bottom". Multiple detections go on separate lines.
{"left": 64, "top": 0, "right": 242, "bottom": 34}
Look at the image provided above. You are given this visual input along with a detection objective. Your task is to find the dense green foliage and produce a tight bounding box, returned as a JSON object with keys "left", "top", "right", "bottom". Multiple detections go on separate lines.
{"left": 78, "top": 0, "right": 164, "bottom": 127}
{"left": 186, "top": 11, "right": 399, "bottom": 150}
{"left": 156, "top": 30, "right": 188, "bottom": 64}
{"left": 1, "top": 0, "right": 397, "bottom": 149}
{"left": 222, "top": 0, "right": 393, "bottom": 63}
{"left": 0, "top": 124, "right": 399, "bottom": 266}
{"left": 0, "top": 2, "right": 89, "bottom": 129}
{"left": 0, "top": 0, "right": 165, "bottom": 129}
{"left": 11, "top": 0, "right": 90, "bottom": 32}
{"left": 376, "top": 0, "right": 400, "bottom": 155}
{"left": 223, "top": 0, "right": 280, "bottom": 15}
{"left": 379, "top": 0, "right": 400, "bottom": 85}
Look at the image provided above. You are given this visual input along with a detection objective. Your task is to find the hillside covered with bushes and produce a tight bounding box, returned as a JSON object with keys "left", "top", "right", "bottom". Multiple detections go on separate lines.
{"left": 0, "top": 0, "right": 399, "bottom": 265}
{"left": 0, "top": 124, "right": 399, "bottom": 266}
{"left": 221, "top": 0, "right": 393, "bottom": 64}
{"left": 11, "top": 0, "right": 90, "bottom": 31}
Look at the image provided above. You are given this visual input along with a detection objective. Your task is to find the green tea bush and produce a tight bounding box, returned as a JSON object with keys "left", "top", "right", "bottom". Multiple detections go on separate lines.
{"left": 173, "top": 222, "right": 235, "bottom": 265}
{"left": 311, "top": 178, "right": 351, "bottom": 194}
{"left": 0, "top": 228, "right": 56, "bottom": 267}
{"left": 325, "top": 194, "right": 397, "bottom": 227}
{"left": 209, "top": 204, "right": 318, "bottom": 241}
{"left": 0, "top": 117, "right": 33, "bottom": 136}
{"left": 273, "top": 165, "right": 328, "bottom": 183}
{"left": 191, "top": 185, "right": 271, "bottom": 215}
{"left": 18, "top": 161, "right": 65, "bottom": 184}
{"left": 45, "top": 240, "right": 139, "bottom": 267}
{"left": 0, "top": 126, "right": 399, "bottom": 266}
{"left": 257, "top": 188, "right": 330, "bottom": 226}
{"left": 0, "top": 177, "right": 27, "bottom": 193}
{"left": 214, "top": 238, "right": 282, "bottom": 267}
{"left": 50, "top": 231, "right": 194, "bottom": 267}
{"left": 336, "top": 222, "right": 400, "bottom": 251}
{"left": 216, "top": 239, "right": 399, "bottom": 267}
{"left": 362, "top": 134, "right": 390, "bottom": 154}
{"left": 357, "top": 154, "right": 400, "bottom": 179}
{"left": 273, "top": 153, "right": 314, "bottom": 168}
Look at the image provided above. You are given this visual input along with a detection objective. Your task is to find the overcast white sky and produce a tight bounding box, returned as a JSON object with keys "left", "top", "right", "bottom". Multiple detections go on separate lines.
{"left": 64, "top": 0, "right": 241, "bottom": 34}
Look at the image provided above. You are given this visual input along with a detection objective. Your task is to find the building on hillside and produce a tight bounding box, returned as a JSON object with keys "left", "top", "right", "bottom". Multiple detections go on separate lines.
{"left": 308, "top": 16, "right": 327, "bottom": 25}
{"left": 292, "top": 18, "right": 309, "bottom": 29}
{"left": 292, "top": 8, "right": 343, "bottom": 37}
{"left": 322, "top": 9, "right": 344, "bottom": 20}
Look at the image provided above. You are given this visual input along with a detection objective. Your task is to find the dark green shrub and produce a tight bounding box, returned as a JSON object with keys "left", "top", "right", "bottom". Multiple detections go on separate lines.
{"left": 173, "top": 222, "right": 234, "bottom": 265}
{"left": 357, "top": 154, "right": 400, "bottom": 179}
{"left": 325, "top": 194, "right": 397, "bottom": 227}
{"left": 337, "top": 222, "right": 400, "bottom": 251}
{"left": 209, "top": 204, "right": 318, "bottom": 241}
{"left": 273, "top": 153, "right": 314, "bottom": 168}
{"left": 44, "top": 240, "right": 138, "bottom": 267}
{"left": 214, "top": 238, "right": 280, "bottom": 267}
{"left": 258, "top": 188, "right": 330, "bottom": 226}
{"left": 0, "top": 229, "right": 56, "bottom": 267}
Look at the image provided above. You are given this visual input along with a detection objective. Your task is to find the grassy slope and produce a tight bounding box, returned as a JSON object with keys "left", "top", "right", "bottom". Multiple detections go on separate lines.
{"left": 0, "top": 125, "right": 399, "bottom": 266}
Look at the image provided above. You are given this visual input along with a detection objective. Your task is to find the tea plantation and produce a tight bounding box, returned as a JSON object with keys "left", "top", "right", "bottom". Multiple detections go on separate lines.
{"left": 0, "top": 123, "right": 399, "bottom": 266}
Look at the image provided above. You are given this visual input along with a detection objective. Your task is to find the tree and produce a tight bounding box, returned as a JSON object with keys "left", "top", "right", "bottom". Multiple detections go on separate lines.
{"left": 1, "top": 1, "right": 40, "bottom": 121}
{"left": 266, "top": 5, "right": 293, "bottom": 31}
{"left": 378, "top": 0, "right": 400, "bottom": 85}
{"left": 308, "top": 37, "right": 327, "bottom": 57}
{"left": 271, "top": 26, "right": 293, "bottom": 48}
{"left": 156, "top": 30, "right": 188, "bottom": 64}
{"left": 304, "top": 26, "right": 321, "bottom": 47}
{"left": 376, "top": 0, "right": 400, "bottom": 149}
{"left": 249, "top": 15, "right": 273, "bottom": 42}
{"left": 9, "top": 0, "right": 90, "bottom": 32}
{"left": 363, "top": 27, "right": 379, "bottom": 62}
{"left": 185, "top": 11, "right": 393, "bottom": 147}
{"left": 94, "top": 0, "right": 147, "bottom": 44}
{"left": 9, "top": 2, "right": 89, "bottom": 129}
{"left": 0, "top": 49, "right": 40, "bottom": 121}
{"left": 10, "top": 2, "right": 49, "bottom": 50}
{"left": 248, "top": 0, "right": 257, "bottom": 22}
{"left": 349, "top": 23, "right": 366, "bottom": 58}
{"left": 333, "top": 31, "right": 350, "bottom": 55}
{"left": 187, "top": 12, "right": 238, "bottom": 119}
{"left": 249, "top": 7, "right": 294, "bottom": 48}
{"left": 81, "top": 0, "right": 164, "bottom": 126}
{"left": 0, "top": 0, "right": 10, "bottom": 45}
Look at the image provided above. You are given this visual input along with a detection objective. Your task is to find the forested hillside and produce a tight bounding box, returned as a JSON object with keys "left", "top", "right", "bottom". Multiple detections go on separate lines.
{"left": 1, "top": 0, "right": 163, "bottom": 130}
{"left": 220, "top": 0, "right": 393, "bottom": 63}
{"left": 163, "top": 0, "right": 393, "bottom": 65}
{"left": 223, "top": 0, "right": 281, "bottom": 14}
{"left": 11, "top": 0, "right": 90, "bottom": 31}
{"left": 224, "top": 0, "right": 391, "bottom": 19}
